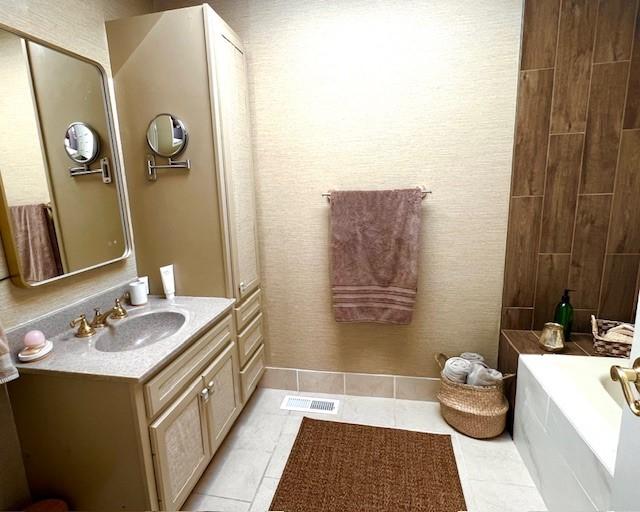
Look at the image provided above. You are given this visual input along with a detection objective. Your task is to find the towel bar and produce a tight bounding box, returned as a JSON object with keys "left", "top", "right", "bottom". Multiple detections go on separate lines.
{"left": 322, "top": 186, "right": 432, "bottom": 201}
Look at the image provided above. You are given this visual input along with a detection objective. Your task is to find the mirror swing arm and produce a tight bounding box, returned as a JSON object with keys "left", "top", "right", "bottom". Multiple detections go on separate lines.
{"left": 69, "top": 157, "right": 112, "bottom": 184}
{"left": 145, "top": 154, "right": 191, "bottom": 182}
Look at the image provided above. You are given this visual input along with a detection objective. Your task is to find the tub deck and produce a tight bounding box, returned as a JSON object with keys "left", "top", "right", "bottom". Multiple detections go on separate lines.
{"left": 514, "top": 354, "right": 626, "bottom": 511}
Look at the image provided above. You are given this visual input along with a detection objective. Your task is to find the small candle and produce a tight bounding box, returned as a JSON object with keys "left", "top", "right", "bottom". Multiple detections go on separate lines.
{"left": 24, "top": 330, "right": 46, "bottom": 348}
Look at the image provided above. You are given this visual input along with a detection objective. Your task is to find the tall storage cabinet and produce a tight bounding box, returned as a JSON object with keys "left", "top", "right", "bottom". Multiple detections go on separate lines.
{"left": 208, "top": 15, "right": 261, "bottom": 302}
{"left": 106, "top": 5, "right": 265, "bottom": 402}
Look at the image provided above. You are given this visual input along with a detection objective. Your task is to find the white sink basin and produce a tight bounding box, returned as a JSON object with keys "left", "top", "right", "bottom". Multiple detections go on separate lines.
{"left": 94, "top": 311, "right": 186, "bottom": 353}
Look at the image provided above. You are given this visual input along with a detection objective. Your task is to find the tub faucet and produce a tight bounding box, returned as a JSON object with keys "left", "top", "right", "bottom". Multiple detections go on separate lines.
{"left": 611, "top": 358, "right": 640, "bottom": 416}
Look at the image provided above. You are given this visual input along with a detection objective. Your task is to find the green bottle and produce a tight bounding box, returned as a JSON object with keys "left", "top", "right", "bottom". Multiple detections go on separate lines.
{"left": 554, "top": 289, "right": 574, "bottom": 341}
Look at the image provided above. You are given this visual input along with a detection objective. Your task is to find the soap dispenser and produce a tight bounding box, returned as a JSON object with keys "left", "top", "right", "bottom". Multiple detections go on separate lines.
{"left": 553, "top": 289, "right": 574, "bottom": 341}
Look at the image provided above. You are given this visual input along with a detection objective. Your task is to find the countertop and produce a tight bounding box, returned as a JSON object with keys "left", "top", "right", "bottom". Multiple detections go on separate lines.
{"left": 501, "top": 329, "right": 596, "bottom": 356}
{"left": 7, "top": 295, "right": 235, "bottom": 382}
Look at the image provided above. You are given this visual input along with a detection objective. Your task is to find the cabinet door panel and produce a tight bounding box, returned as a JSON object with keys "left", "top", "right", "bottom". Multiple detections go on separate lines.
{"left": 149, "top": 378, "right": 210, "bottom": 511}
{"left": 209, "top": 14, "right": 260, "bottom": 300}
{"left": 202, "top": 341, "right": 241, "bottom": 452}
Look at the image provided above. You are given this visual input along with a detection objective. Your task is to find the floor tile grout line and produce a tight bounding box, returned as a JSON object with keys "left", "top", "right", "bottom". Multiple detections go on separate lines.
{"left": 193, "top": 492, "right": 252, "bottom": 505}
{"left": 246, "top": 412, "right": 285, "bottom": 509}
{"left": 466, "top": 477, "right": 541, "bottom": 490}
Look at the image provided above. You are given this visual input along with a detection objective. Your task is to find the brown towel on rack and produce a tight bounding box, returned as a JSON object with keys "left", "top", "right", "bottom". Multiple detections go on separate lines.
{"left": 330, "top": 188, "right": 422, "bottom": 324}
{"left": 9, "top": 204, "right": 63, "bottom": 282}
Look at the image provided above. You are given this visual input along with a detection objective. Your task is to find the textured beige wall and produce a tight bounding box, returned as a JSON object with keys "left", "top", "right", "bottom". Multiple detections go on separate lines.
{"left": 0, "top": 30, "right": 50, "bottom": 207}
{"left": 0, "top": 2, "right": 152, "bottom": 509}
{"left": 155, "top": 0, "right": 523, "bottom": 377}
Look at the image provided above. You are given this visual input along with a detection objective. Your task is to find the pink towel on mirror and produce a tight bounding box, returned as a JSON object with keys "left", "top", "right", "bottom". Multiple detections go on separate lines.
{"left": 330, "top": 188, "right": 422, "bottom": 324}
{"left": 9, "top": 204, "right": 62, "bottom": 283}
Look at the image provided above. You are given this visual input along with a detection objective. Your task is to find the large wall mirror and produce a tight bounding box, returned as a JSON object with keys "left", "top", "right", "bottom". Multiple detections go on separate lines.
{"left": 0, "top": 28, "right": 130, "bottom": 287}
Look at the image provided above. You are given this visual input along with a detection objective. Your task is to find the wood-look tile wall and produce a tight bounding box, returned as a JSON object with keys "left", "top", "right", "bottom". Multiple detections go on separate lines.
{"left": 502, "top": 0, "right": 640, "bottom": 331}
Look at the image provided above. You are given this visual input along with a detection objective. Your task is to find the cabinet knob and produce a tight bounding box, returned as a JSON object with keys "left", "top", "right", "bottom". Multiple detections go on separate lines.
{"left": 199, "top": 388, "right": 209, "bottom": 402}
{"left": 207, "top": 380, "right": 215, "bottom": 393}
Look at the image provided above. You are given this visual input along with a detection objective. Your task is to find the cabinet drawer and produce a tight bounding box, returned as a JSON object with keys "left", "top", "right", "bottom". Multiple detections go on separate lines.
{"left": 145, "top": 315, "right": 233, "bottom": 418}
{"left": 238, "top": 313, "right": 263, "bottom": 368}
{"left": 240, "top": 343, "right": 265, "bottom": 402}
{"left": 234, "top": 289, "right": 261, "bottom": 332}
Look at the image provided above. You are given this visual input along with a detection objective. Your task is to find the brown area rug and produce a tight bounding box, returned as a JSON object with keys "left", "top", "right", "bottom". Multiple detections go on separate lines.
{"left": 270, "top": 418, "right": 467, "bottom": 512}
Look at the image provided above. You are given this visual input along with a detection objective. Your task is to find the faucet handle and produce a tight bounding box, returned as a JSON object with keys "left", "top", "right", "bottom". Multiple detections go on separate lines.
{"left": 70, "top": 315, "right": 96, "bottom": 338}
{"left": 112, "top": 298, "right": 128, "bottom": 319}
{"left": 90, "top": 308, "right": 107, "bottom": 329}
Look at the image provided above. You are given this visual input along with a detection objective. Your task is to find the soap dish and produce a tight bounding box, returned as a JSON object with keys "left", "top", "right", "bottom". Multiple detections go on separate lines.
{"left": 18, "top": 340, "right": 53, "bottom": 362}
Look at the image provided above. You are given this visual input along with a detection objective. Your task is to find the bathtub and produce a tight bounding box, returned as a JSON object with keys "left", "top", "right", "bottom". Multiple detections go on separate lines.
{"left": 513, "top": 354, "right": 626, "bottom": 512}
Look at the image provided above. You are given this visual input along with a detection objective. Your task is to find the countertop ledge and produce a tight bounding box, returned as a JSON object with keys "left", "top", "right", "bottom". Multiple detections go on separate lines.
{"left": 7, "top": 295, "right": 235, "bottom": 382}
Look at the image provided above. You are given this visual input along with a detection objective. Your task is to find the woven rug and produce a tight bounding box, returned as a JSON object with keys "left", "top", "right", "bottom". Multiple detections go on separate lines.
{"left": 270, "top": 418, "right": 467, "bottom": 512}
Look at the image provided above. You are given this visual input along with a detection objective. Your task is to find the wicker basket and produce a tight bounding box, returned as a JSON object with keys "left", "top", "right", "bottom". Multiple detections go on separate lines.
{"left": 435, "top": 353, "right": 512, "bottom": 439}
{"left": 591, "top": 316, "right": 633, "bottom": 358}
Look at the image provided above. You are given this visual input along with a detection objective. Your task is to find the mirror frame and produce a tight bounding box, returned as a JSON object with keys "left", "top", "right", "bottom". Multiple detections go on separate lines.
{"left": 146, "top": 113, "right": 189, "bottom": 158}
{"left": 0, "top": 22, "right": 132, "bottom": 288}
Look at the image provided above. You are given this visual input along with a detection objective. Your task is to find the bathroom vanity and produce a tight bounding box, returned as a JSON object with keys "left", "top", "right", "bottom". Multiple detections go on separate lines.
{"left": 7, "top": 293, "right": 265, "bottom": 511}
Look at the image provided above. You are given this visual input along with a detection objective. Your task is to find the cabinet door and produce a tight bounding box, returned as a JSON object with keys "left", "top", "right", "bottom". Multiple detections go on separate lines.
{"left": 149, "top": 378, "right": 210, "bottom": 511}
{"left": 202, "top": 341, "right": 242, "bottom": 453}
{"left": 208, "top": 12, "right": 260, "bottom": 300}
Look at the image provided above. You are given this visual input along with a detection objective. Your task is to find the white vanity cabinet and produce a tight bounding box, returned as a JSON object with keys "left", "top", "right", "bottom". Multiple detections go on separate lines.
{"left": 149, "top": 340, "right": 241, "bottom": 510}
{"left": 107, "top": 5, "right": 265, "bottom": 404}
{"left": 9, "top": 313, "right": 242, "bottom": 511}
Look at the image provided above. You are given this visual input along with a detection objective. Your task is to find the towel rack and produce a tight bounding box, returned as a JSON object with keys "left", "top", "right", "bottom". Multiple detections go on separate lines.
{"left": 322, "top": 186, "right": 432, "bottom": 202}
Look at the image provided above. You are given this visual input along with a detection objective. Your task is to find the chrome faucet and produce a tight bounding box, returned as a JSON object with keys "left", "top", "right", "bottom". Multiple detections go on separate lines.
{"left": 90, "top": 297, "right": 128, "bottom": 329}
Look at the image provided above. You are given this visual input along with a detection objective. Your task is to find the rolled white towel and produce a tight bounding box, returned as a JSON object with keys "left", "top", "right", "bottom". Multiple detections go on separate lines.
{"left": 460, "top": 352, "right": 485, "bottom": 365}
{"left": 443, "top": 357, "right": 473, "bottom": 384}
{"left": 467, "top": 365, "right": 503, "bottom": 387}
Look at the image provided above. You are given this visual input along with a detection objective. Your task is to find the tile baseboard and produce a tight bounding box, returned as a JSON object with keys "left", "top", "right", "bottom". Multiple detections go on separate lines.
{"left": 258, "top": 367, "right": 440, "bottom": 402}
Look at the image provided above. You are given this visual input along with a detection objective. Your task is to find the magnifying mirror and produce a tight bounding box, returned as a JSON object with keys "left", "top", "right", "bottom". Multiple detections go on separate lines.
{"left": 64, "top": 122, "right": 100, "bottom": 164}
{"left": 146, "top": 113, "right": 188, "bottom": 157}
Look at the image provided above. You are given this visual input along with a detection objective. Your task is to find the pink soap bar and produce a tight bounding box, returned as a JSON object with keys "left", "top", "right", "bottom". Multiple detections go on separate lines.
{"left": 24, "top": 330, "right": 46, "bottom": 348}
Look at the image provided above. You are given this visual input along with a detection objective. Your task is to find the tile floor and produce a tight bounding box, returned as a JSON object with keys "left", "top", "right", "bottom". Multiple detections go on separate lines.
{"left": 183, "top": 388, "right": 547, "bottom": 512}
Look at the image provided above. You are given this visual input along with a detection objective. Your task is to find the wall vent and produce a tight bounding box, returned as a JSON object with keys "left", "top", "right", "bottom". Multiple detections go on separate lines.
{"left": 280, "top": 395, "right": 340, "bottom": 414}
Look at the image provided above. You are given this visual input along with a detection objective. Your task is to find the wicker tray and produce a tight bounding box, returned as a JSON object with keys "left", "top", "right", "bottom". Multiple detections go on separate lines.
{"left": 590, "top": 316, "right": 633, "bottom": 358}
{"left": 435, "top": 353, "right": 513, "bottom": 439}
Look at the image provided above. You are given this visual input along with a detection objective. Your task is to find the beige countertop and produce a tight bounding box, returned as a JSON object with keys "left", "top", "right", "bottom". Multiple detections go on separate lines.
{"left": 8, "top": 295, "right": 235, "bottom": 382}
